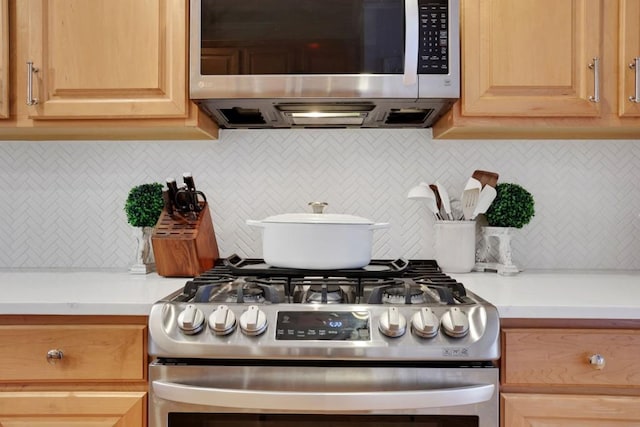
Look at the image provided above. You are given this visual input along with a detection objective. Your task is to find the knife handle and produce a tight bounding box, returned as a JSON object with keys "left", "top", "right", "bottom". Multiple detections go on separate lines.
{"left": 183, "top": 172, "right": 196, "bottom": 192}
{"left": 162, "top": 189, "right": 174, "bottom": 215}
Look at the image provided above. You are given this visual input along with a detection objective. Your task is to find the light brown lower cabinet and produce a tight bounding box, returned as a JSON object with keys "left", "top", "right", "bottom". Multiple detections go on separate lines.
{"left": 501, "top": 325, "right": 640, "bottom": 427}
{"left": 503, "top": 393, "right": 640, "bottom": 426}
{"left": 0, "top": 315, "right": 148, "bottom": 427}
{"left": 0, "top": 391, "right": 146, "bottom": 426}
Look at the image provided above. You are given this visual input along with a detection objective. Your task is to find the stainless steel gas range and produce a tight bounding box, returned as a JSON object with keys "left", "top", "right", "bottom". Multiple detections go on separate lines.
{"left": 148, "top": 256, "right": 500, "bottom": 427}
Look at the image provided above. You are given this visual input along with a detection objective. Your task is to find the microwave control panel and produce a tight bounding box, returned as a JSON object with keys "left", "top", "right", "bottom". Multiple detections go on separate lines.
{"left": 418, "top": 0, "right": 449, "bottom": 74}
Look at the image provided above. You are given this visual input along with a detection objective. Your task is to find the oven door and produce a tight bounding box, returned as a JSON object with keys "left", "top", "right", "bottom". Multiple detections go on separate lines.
{"left": 149, "top": 362, "right": 498, "bottom": 427}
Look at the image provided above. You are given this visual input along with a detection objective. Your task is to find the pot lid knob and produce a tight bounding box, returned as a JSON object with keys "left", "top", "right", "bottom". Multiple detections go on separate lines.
{"left": 308, "top": 201, "right": 328, "bottom": 214}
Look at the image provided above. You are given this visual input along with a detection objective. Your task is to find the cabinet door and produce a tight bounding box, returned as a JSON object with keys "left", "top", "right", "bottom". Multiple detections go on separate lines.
{"left": 502, "top": 393, "right": 640, "bottom": 426}
{"left": 0, "top": 391, "right": 145, "bottom": 427}
{"left": 619, "top": 0, "right": 640, "bottom": 117}
{"left": 20, "top": 0, "right": 187, "bottom": 119}
{"left": 0, "top": 0, "right": 8, "bottom": 119}
{"left": 463, "top": 0, "right": 603, "bottom": 117}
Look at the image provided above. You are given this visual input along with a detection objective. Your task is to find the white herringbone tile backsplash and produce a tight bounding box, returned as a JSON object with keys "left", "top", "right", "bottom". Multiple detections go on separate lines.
{"left": 1, "top": 129, "right": 639, "bottom": 270}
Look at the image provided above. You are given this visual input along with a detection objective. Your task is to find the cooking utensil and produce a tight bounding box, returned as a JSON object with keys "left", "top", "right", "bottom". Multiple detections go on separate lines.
{"left": 470, "top": 185, "right": 497, "bottom": 220}
{"left": 407, "top": 183, "right": 442, "bottom": 220}
{"left": 435, "top": 181, "right": 453, "bottom": 220}
{"left": 429, "top": 184, "right": 445, "bottom": 218}
{"left": 246, "top": 211, "right": 390, "bottom": 270}
{"left": 472, "top": 170, "right": 499, "bottom": 188}
{"left": 461, "top": 177, "right": 482, "bottom": 220}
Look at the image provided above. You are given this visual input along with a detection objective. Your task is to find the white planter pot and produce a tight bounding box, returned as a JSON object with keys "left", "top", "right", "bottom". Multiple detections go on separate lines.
{"left": 130, "top": 226, "right": 155, "bottom": 274}
{"left": 474, "top": 226, "right": 519, "bottom": 275}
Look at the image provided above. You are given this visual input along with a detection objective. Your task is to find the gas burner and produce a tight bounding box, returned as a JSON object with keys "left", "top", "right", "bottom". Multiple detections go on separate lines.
{"left": 413, "top": 276, "right": 470, "bottom": 304}
{"left": 305, "top": 284, "right": 345, "bottom": 304}
{"left": 227, "top": 285, "right": 266, "bottom": 304}
{"left": 381, "top": 284, "right": 427, "bottom": 305}
{"left": 291, "top": 278, "right": 358, "bottom": 304}
{"left": 189, "top": 278, "right": 284, "bottom": 304}
{"left": 177, "top": 275, "right": 236, "bottom": 302}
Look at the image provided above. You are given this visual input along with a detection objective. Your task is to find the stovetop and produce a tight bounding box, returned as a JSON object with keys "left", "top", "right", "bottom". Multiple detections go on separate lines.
{"left": 171, "top": 256, "right": 472, "bottom": 306}
{"left": 148, "top": 256, "right": 500, "bottom": 362}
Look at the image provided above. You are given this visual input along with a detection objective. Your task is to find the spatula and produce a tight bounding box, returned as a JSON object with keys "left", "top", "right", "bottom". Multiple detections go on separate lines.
{"left": 461, "top": 177, "right": 482, "bottom": 220}
{"left": 471, "top": 185, "right": 497, "bottom": 219}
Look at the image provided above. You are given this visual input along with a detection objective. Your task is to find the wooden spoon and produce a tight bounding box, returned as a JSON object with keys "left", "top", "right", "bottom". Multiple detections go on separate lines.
{"left": 472, "top": 170, "right": 499, "bottom": 188}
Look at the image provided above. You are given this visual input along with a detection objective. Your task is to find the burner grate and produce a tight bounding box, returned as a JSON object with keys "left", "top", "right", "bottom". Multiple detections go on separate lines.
{"left": 170, "top": 257, "right": 473, "bottom": 306}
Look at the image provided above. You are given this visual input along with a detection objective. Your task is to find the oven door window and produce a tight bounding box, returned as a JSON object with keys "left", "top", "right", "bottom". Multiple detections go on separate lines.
{"left": 200, "top": 0, "right": 404, "bottom": 75}
{"left": 169, "top": 413, "right": 478, "bottom": 426}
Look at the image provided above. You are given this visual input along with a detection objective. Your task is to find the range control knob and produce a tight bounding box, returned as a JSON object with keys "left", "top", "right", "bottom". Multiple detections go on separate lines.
{"left": 208, "top": 305, "right": 237, "bottom": 336}
{"left": 177, "top": 304, "right": 205, "bottom": 335}
{"left": 379, "top": 307, "right": 407, "bottom": 338}
{"left": 411, "top": 307, "right": 440, "bottom": 338}
{"left": 441, "top": 307, "right": 470, "bottom": 338}
{"left": 239, "top": 305, "right": 268, "bottom": 336}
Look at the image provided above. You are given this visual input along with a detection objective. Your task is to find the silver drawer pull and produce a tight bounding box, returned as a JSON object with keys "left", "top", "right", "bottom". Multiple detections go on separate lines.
{"left": 588, "top": 57, "right": 600, "bottom": 103}
{"left": 46, "top": 349, "right": 64, "bottom": 365}
{"left": 630, "top": 58, "right": 640, "bottom": 103}
{"left": 26, "top": 61, "right": 39, "bottom": 106}
{"left": 588, "top": 353, "right": 605, "bottom": 370}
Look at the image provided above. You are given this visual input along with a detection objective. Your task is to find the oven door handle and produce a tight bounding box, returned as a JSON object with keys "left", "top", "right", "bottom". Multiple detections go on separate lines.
{"left": 152, "top": 380, "right": 495, "bottom": 411}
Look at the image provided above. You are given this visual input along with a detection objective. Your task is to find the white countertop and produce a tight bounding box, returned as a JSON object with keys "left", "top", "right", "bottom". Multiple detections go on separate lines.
{"left": 452, "top": 270, "right": 640, "bottom": 319}
{"left": 0, "top": 269, "right": 639, "bottom": 319}
{"left": 0, "top": 270, "right": 185, "bottom": 316}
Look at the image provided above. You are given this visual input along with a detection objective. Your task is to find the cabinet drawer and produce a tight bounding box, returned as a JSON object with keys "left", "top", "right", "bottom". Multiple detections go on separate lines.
{"left": 503, "top": 328, "right": 640, "bottom": 388}
{"left": 502, "top": 393, "right": 640, "bottom": 426}
{"left": 0, "top": 391, "right": 146, "bottom": 426}
{"left": 0, "top": 325, "right": 146, "bottom": 382}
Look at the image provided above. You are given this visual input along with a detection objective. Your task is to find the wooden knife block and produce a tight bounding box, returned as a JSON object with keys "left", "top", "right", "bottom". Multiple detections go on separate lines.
{"left": 152, "top": 203, "right": 219, "bottom": 277}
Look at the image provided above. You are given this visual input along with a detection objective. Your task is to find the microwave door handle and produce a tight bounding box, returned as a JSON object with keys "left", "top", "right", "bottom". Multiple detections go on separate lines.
{"left": 152, "top": 380, "right": 495, "bottom": 411}
{"left": 404, "top": 0, "right": 419, "bottom": 85}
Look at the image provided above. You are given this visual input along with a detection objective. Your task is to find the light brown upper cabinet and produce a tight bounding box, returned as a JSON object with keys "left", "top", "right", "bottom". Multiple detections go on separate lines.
{"left": 20, "top": 0, "right": 186, "bottom": 119}
{"left": 433, "top": 0, "right": 640, "bottom": 139}
{"left": 0, "top": 0, "right": 8, "bottom": 119}
{"left": 620, "top": 0, "right": 640, "bottom": 117}
{"left": 1, "top": 0, "right": 217, "bottom": 140}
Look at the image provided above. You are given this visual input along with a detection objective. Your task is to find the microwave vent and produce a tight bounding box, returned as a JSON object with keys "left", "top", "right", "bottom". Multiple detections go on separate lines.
{"left": 385, "top": 108, "right": 434, "bottom": 125}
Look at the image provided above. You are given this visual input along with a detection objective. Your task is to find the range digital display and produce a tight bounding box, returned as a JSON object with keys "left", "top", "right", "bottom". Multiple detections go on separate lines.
{"left": 276, "top": 311, "right": 370, "bottom": 341}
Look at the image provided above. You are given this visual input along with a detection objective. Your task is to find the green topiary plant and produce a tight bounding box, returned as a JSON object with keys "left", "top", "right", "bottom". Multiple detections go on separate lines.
{"left": 124, "top": 183, "right": 164, "bottom": 228}
{"left": 485, "top": 183, "right": 535, "bottom": 229}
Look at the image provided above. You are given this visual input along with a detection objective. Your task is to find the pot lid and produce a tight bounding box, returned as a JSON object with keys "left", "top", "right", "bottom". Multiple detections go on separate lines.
{"left": 262, "top": 213, "right": 374, "bottom": 225}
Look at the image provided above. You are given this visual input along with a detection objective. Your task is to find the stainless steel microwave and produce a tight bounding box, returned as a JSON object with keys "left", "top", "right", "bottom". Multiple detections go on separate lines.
{"left": 189, "top": 0, "right": 460, "bottom": 128}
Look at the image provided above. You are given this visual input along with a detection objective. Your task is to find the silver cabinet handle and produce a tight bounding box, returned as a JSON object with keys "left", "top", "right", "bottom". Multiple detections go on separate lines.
{"left": 26, "top": 61, "right": 39, "bottom": 106}
{"left": 589, "top": 353, "right": 605, "bottom": 370}
{"left": 588, "top": 57, "right": 600, "bottom": 103}
{"left": 630, "top": 57, "right": 640, "bottom": 103}
{"left": 46, "top": 349, "right": 64, "bottom": 365}
{"left": 403, "top": 0, "right": 419, "bottom": 86}
{"left": 153, "top": 380, "right": 495, "bottom": 411}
